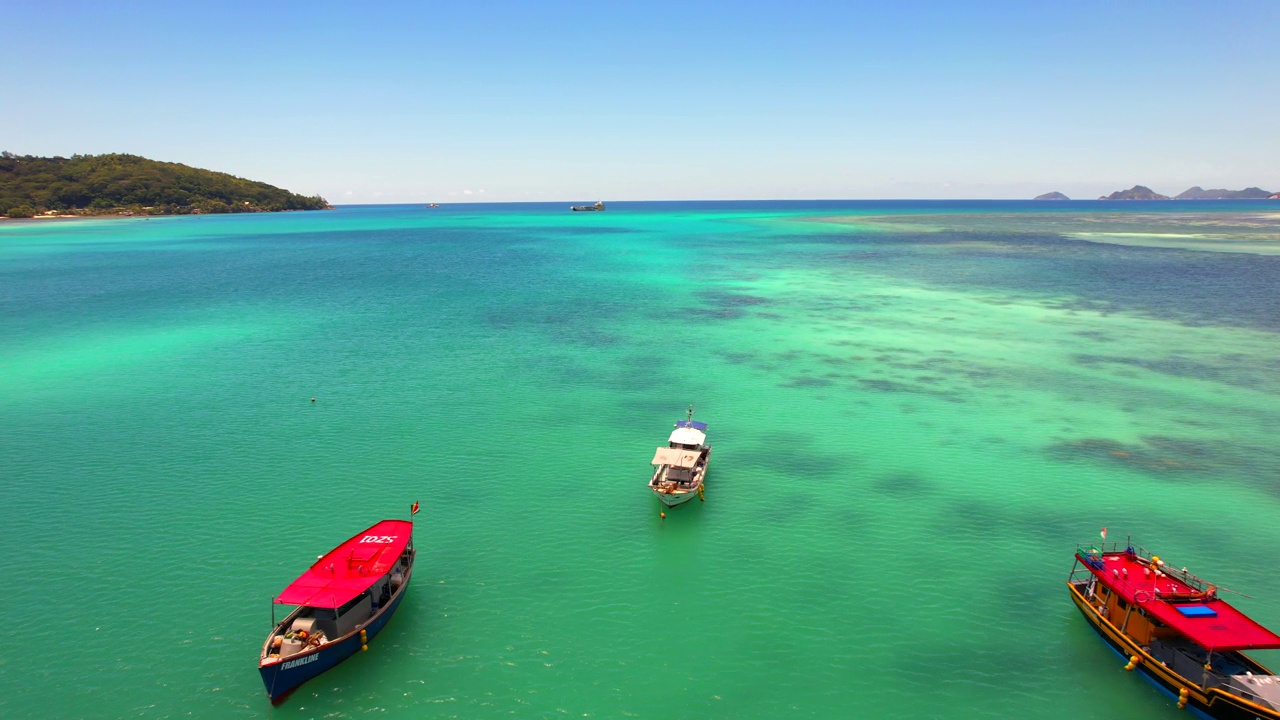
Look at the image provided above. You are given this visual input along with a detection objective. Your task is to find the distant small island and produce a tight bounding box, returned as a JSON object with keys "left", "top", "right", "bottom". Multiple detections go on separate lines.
{"left": 1034, "top": 191, "right": 1070, "bottom": 200}
{"left": 1, "top": 152, "right": 329, "bottom": 218}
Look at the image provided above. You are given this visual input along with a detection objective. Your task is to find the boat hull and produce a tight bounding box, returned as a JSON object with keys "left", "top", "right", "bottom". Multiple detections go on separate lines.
{"left": 652, "top": 488, "right": 699, "bottom": 507}
{"left": 1068, "top": 582, "right": 1279, "bottom": 720}
{"left": 260, "top": 557, "right": 414, "bottom": 703}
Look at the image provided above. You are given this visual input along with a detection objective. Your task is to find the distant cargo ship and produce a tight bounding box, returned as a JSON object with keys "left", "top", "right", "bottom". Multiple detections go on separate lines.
{"left": 258, "top": 518, "right": 416, "bottom": 703}
{"left": 571, "top": 201, "right": 605, "bottom": 212}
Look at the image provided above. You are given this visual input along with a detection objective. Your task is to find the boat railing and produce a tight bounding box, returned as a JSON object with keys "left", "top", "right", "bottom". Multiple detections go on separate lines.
{"left": 1073, "top": 543, "right": 1216, "bottom": 599}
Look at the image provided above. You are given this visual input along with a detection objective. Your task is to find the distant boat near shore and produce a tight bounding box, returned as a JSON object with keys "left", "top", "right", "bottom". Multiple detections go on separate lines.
{"left": 571, "top": 201, "right": 605, "bottom": 212}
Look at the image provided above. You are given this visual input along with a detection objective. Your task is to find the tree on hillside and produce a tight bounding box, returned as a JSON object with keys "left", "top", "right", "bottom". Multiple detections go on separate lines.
{"left": 0, "top": 152, "right": 330, "bottom": 215}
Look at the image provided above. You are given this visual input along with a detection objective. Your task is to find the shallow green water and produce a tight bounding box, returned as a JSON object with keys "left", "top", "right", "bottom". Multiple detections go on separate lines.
{"left": 2, "top": 201, "right": 1279, "bottom": 719}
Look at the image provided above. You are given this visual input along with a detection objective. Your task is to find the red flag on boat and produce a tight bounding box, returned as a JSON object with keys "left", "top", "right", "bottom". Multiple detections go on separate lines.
{"left": 1100, "top": 527, "right": 1107, "bottom": 540}
{"left": 411, "top": 501, "right": 420, "bottom": 516}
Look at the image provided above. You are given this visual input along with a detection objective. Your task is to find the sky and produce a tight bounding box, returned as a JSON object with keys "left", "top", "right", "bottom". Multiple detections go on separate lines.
{"left": 4, "top": 1, "right": 1279, "bottom": 202}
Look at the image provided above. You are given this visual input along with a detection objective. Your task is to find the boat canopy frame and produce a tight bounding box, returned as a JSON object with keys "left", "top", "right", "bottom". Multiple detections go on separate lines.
{"left": 652, "top": 447, "right": 701, "bottom": 469}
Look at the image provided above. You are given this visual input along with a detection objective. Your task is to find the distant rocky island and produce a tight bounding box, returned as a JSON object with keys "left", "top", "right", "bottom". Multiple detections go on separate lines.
{"left": 1, "top": 152, "right": 329, "bottom": 218}
{"left": 1099, "top": 185, "right": 1170, "bottom": 200}
{"left": 1034, "top": 185, "right": 1279, "bottom": 201}
{"left": 1173, "top": 186, "right": 1273, "bottom": 200}
{"left": 1095, "top": 184, "right": 1277, "bottom": 201}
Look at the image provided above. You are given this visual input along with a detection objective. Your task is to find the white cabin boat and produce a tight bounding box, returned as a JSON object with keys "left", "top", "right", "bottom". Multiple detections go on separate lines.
{"left": 649, "top": 408, "right": 710, "bottom": 507}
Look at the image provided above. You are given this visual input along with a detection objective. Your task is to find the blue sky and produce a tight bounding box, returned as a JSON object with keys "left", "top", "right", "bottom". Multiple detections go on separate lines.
{"left": 5, "top": 1, "right": 1278, "bottom": 202}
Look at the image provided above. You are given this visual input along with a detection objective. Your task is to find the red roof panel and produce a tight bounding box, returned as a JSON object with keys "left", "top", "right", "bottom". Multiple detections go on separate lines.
{"left": 275, "top": 520, "right": 413, "bottom": 609}
{"left": 1080, "top": 551, "right": 1280, "bottom": 652}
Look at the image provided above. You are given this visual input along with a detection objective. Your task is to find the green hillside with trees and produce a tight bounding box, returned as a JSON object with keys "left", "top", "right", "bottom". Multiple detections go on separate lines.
{"left": 0, "top": 152, "right": 329, "bottom": 218}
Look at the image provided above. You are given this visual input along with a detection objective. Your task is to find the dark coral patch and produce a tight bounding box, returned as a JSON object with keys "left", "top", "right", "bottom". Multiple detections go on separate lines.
{"left": 684, "top": 307, "right": 748, "bottom": 320}
{"left": 1046, "top": 437, "right": 1202, "bottom": 474}
{"left": 734, "top": 433, "right": 849, "bottom": 479}
{"left": 694, "top": 290, "right": 774, "bottom": 308}
{"left": 869, "top": 472, "right": 933, "bottom": 499}
{"left": 859, "top": 378, "right": 966, "bottom": 403}
{"left": 783, "top": 376, "right": 834, "bottom": 388}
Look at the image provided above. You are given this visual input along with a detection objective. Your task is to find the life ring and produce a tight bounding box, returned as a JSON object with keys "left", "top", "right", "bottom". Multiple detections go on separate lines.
{"left": 1133, "top": 589, "right": 1152, "bottom": 603}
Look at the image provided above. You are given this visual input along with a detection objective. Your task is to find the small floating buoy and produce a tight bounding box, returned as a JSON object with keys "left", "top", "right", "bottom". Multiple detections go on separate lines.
{"left": 660, "top": 511, "right": 666, "bottom": 519}
{"left": 311, "top": 398, "right": 316, "bottom": 402}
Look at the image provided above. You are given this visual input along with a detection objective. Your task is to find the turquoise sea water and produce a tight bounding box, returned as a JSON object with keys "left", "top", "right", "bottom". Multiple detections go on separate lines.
{"left": 3, "top": 201, "right": 1280, "bottom": 719}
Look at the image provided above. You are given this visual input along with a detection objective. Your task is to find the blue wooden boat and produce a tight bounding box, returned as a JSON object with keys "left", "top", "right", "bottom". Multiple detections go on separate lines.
{"left": 258, "top": 519, "right": 416, "bottom": 702}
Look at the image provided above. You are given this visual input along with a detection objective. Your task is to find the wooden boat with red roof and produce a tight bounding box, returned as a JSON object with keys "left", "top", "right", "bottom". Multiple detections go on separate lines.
{"left": 1068, "top": 539, "right": 1280, "bottom": 718}
{"left": 258, "top": 518, "right": 416, "bottom": 702}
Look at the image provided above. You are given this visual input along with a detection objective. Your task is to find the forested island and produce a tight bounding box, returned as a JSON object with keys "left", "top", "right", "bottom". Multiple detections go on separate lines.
{"left": 0, "top": 152, "right": 329, "bottom": 218}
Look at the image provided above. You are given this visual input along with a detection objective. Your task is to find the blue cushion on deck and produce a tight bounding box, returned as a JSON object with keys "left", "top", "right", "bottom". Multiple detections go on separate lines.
{"left": 1176, "top": 605, "right": 1217, "bottom": 618}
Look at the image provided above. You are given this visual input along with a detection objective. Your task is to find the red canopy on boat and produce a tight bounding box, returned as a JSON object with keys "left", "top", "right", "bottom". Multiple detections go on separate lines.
{"left": 1081, "top": 552, "right": 1280, "bottom": 652}
{"left": 275, "top": 520, "right": 413, "bottom": 609}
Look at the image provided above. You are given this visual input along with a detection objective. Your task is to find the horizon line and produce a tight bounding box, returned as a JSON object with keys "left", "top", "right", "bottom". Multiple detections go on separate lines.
{"left": 334, "top": 197, "right": 1280, "bottom": 205}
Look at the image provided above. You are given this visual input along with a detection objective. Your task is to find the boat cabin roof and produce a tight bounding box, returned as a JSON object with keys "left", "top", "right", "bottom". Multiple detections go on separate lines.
{"left": 652, "top": 447, "right": 701, "bottom": 468}
{"left": 276, "top": 519, "right": 412, "bottom": 609}
{"left": 668, "top": 426, "right": 706, "bottom": 447}
{"left": 1080, "top": 550, "right": 1280, "bottom": 651}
